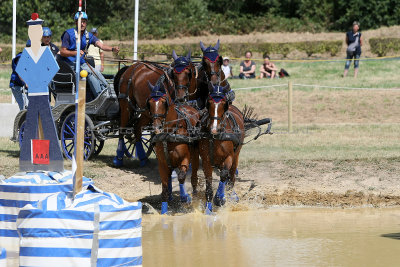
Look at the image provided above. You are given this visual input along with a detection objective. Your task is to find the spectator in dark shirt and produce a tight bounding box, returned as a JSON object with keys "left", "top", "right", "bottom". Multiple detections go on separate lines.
{"left": 59, "top": 12, "right": 119, "bottom": 98}
{"left": 260, "top": 55, "right": 279, "bottom": 79}
{"left": 343, "top": 21, "right": 363, "bottom": 78}
{"left": 239, "top": 51, "right": 256, "bottom": 79}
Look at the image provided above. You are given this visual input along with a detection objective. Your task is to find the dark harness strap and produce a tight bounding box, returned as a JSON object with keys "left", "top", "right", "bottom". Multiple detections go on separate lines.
{"left": 162, "top": 141, "right": 172, "bottom": 169}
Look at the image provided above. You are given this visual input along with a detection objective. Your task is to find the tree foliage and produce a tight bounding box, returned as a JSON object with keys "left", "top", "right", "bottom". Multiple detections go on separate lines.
{"left": 0, "top": 0, "right": 399, "bottom": 42}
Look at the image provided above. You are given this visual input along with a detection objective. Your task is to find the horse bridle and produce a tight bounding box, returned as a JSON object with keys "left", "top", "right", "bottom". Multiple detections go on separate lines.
{"left": 203, "top": 57, "right": 222, "bottom": 84}
{"left": 174, "top": 63, "right": 197, "bottom": 102}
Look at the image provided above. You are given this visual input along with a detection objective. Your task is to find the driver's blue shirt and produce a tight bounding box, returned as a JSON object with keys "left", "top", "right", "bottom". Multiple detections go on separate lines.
{"left": 61, "top": 28, "right": 98, "bottom": 65}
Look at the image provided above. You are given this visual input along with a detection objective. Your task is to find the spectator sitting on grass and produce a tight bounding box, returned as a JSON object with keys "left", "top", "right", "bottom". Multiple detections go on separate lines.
{"left": 259, "top": 55, "right": 278, "bottom": 79}
{"left": 239, "top": 51, "right": 256, "bottom": 79}
{"left": 221, "top": 56, "right": 233, "bottom": 79}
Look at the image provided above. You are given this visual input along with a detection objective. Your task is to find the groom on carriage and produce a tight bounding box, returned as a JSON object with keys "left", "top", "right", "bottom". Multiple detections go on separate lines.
{"left": 59, "top": 11, "right": 120, "bottom": 98}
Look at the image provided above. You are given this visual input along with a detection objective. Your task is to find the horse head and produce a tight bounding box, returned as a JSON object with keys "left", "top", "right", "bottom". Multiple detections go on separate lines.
{"left": 147, "top": 81, "right": 171, "bottom": 134}
{"left": 206, "top": 82, "right": 230, "bottom": 135}
{"left": 200, "top": 40, "right": 223, "bottom": 85}
{"left": 171, "top": 50, "right": 197, "bottom": 102}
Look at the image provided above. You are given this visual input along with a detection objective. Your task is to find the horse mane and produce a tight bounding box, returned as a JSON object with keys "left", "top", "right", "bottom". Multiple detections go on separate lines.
{"left": 113, "top": 65, "right": 130, "bottom": 97}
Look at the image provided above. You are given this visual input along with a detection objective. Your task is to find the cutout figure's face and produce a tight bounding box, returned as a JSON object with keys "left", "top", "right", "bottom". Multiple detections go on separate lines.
{"left": 28, "top": 25, "right": 43, "bottom": 47}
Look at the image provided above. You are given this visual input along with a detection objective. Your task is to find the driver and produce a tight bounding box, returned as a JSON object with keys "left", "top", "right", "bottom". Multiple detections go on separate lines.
{"left": 60, "top": 11, "right": 119, "bottom": 98}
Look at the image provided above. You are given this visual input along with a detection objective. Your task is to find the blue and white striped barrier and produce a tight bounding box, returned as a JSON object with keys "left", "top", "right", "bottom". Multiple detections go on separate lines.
{"left": 0, "top": 248, "right": 6, "bottom": 267}
{"left": 16, "top": 184, "right": 142, "bottom": 267}
{"left": 0, "top": 171, "right": 93, "bottom": 265}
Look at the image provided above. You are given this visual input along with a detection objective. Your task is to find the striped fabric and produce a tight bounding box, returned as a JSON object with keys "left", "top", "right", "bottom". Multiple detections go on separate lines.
{"left": 17, "top": 185, "right": 142, "bottom": 267}
{"left": 0, "top": 248, "right": 6, "bottom": 267}
{"left": 0, "top": 171, "right": 93, "bottom": 265}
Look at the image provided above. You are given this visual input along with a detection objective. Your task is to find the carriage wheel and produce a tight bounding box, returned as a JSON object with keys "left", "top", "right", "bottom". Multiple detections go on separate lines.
{"left": 18, "top": 121, "right": 26, "bottom": 148}
{"left": 93, "top": 140, "right": 105, "bottom": 156}
{"left": 124, "top": 131, "right": 154, "bottom": 159}
{"left": 61, "top": 112, "right": 95, "bottom": 160}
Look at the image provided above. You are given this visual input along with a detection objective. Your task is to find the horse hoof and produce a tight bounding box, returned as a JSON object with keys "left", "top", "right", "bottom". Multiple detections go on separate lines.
{"left": 205, "top": 202, "right": 213, "bottom": 215}
{"left": 113, "top": 156, "right": 123, "bottom": 167}
{"left": 213, "top": 196, "right": 226, "bottom": 207}
{"left": 180, "top": 194, "right": 192, "bottom": 203}
{"left": 161, "top": 202, "right": 168, "bottom": 215}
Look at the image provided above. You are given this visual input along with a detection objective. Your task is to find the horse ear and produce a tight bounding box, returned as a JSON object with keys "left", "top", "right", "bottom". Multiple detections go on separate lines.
{"left": 200, "top": 41, "right": 206, "bottom": 52}
{"left": 214, "top": 39, "right": 220, "bottom": 51}
{"left": 186, "top": 49, "right": 191, "bottom": 61}
{"left": 147, "top": 81, "right": 154, "bottom": 92}
{"left": 172, "top": 50, "right": 178, "bottom": 61}
{"left": 208, "top": 82, "right": 214, "bottom": 93}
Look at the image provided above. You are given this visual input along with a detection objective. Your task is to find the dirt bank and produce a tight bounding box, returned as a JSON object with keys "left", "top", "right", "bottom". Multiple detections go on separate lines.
{"left": 90, "top": 157, "right": 400, "bottom": 212}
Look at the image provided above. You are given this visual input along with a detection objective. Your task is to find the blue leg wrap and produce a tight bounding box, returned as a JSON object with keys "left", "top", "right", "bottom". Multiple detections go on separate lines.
{"left": 113, "top": 139, "right": 125, "bottom": 167}
{"left": 168, "top": 177, "right": 173, "bottom": 201}
{"left": 135, "top": 141, "right": 148, "bottom": 167}
{"left": 205, "top": 202, "right": 213, "bottom": 215}
{"left": 161, "top": 202, "right": 168, "bottom": 215}
{"left": 214, "top": 181, "right": 227, "bottom": 206}
{"left": 235, "top": 168, "right": 239, "bottom": 175}
{"left": 179, "top": 183, "right": 191, "bottom": 203}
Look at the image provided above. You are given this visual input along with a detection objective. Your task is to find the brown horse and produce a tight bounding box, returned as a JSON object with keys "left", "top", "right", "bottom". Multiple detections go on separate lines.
{"left": 171, "top": 50, "right": 198, "bottom": 104}
{"left": 199, "top": 83, "right": 245, "bottom": 213}
{"left": 147, "top": 81, "right": 200, "bottom": 214}
{"left": 113, "top": 62, "right": 173, "bottom": 167}
{"left": 196, "top": 40, "right": 232, "bottom": 109}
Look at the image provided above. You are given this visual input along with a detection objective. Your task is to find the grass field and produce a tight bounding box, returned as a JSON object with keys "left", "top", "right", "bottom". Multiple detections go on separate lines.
{"left": 1, "top": 46, "right": 400, "bottom": 206}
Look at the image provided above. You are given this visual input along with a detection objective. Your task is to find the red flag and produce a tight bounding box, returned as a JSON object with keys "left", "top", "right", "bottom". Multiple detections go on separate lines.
{"left": 31, "top": 139, "right": 50, "bottom": 165}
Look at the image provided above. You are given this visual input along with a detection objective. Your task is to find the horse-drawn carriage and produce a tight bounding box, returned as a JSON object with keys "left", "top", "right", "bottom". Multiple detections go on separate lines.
{"left": 11, "top": 57, "right": 154, "bottom": 161}
{"left": 11, "top": 40, "right": 273, "bottom": 214}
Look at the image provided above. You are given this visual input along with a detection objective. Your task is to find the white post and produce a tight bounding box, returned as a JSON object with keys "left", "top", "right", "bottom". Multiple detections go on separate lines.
{"left": 11, "top": 0, "right": 17, "bottom": 104}
{"left": 133, "top": 0, "right": 139, "bottom": 61}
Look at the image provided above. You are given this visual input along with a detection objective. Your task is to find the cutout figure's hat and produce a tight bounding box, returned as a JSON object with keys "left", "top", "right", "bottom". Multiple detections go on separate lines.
{"left": 26, "top": 13, "right": 44, "bottom": 26}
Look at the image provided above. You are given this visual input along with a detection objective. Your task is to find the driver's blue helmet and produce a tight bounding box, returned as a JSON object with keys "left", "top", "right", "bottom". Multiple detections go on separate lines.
{"left": 42, "top": 27, "right": 52, "bottom": 37}
{"left": 74, "top": 11, "right": 88, "bottom": 21}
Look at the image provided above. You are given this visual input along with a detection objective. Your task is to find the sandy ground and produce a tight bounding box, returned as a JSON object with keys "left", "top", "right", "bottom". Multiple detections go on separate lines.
{"left": 90, "top": 157, "right": 400, "bottom": 212}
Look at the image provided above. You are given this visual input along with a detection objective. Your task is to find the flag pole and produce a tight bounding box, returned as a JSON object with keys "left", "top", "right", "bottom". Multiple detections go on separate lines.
{"left": 73, "top": 0, "right": 84, "bottom": 197}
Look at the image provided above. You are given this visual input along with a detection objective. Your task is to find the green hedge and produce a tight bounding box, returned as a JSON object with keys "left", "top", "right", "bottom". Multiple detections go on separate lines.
{"left": 369, "top": 38, "right": 400, "bottom": 57}
{"left": 0, "top": 45, "right": 26, "bottom": 64}
{"left": 116, "top": 40, "right": 343, "bottom": 60}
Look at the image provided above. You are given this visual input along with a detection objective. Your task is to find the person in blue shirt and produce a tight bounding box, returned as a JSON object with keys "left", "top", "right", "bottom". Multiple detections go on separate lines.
{"left": 10, "top": 52, "right": 27, "bottom": 110}
{"left": 343, "top": 21, "right": 363, "bottom": 78}
{"left": 60, "top": 12, "right": 119, "bottom": 98}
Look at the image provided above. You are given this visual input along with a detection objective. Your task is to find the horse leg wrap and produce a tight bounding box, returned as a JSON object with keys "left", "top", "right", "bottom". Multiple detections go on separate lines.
{"left": 168, "top": 177, "right": 173, "bottom": 201}
{"left": 205, "top": 202, "right": 213, "bottom": 215}
{"left": 214, "top": 181, "right": 227, "bottom": 206}
{"left": 135, "top": 141, "right": 148, "bottom": 167}
{"left": 161, "top": 202, "right": 168, "bottom": 215}
{"left": 179, "top": 183, "right": 191, "bottom": 203}
{"left": 113, "top": 138, "right": 125, "bottom": 167}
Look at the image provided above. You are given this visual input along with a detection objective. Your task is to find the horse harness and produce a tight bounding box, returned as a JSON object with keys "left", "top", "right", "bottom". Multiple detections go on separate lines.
{"left": 118, "top": 62, "right": 174, "bottom": 120}
{"left": 205, "top": 110, "right": 243, "bottom": 167}
{"left": 152, "top": 105, "right": 200, "bottom": 169}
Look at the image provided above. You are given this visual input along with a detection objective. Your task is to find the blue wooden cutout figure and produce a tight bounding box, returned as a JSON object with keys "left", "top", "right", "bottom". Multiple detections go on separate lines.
{"left": 16, "top": 13, "right": 63, "bottom": 171}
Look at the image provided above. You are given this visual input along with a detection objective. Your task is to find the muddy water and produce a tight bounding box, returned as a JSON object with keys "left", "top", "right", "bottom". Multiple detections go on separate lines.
{"left": 142, "top": 208, "right": 400, "bottom": 267}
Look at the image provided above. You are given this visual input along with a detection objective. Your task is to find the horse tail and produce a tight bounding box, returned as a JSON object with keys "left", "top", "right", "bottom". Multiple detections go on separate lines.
{"left": 242, "top": 104, "right": 272, "bottom": 133}
{"left": 113, "top": 65, "right": 130, "bottom": 96}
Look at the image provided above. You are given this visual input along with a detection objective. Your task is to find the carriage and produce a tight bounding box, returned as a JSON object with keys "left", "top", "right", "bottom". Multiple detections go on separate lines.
{"left": 10, "top": 57, "right": 153, "bottom": 161}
